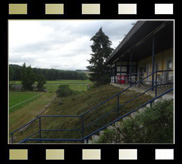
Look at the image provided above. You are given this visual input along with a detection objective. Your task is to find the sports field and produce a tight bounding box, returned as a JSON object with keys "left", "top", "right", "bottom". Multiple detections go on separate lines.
{"left": 9, "top": 92, "right": 42, "bottom": 113}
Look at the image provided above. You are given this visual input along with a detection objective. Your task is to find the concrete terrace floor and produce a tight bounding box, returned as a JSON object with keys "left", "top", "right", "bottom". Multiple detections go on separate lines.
{"left": 111, "top": 83, "right": 174, "bottom": 99}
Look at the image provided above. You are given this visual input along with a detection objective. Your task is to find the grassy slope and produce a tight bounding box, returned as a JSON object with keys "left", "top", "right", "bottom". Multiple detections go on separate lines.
{"left": 12, "top": 84, "right": 153, "bottom": 143}
{"left": 9, "top": 92, "right": 56, "bottom": 133}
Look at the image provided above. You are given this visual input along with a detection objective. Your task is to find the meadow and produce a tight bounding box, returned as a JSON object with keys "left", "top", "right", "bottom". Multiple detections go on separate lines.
{"left": 9, "top": 80, "right": 92, "bottom": 134}
{"left": 9, "top": 84, "right": 153, "bottom": 143}
{"left": 9, "top": 92, "right": 42, "bottom": 113}
{"left": 10, "top": 80, "right": 92, "bottom": 92}
{"left": 45, "top": 80, "right": 92, "bottom": 92}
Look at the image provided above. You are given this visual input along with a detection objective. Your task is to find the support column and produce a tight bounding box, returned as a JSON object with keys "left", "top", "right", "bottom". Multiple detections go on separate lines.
{"left": 110, "top": 65, "right": 113, "bottom": 83}
{"left": 152, "top": 36, "right": 155, "bottom": 91}
{"left": 114, "top": 62, "right": 116, "bottom": 83}
{"left": 120, "top": 58, "right": 122, "bottom": 84}
{"left": 129, "top": 51, "right": 132, "bottom": 86}
{"left": 136, "top": 61, "right": 138, "bottom": 81}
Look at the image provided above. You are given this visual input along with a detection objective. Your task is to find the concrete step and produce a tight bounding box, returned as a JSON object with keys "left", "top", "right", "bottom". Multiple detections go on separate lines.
{"left": 107, "top": 126, "right": 115, "bottom": 130}
{"left": 130, "top": 111, "right": 138, "bottom": 119}
{"left": 99, "top": 130, "right": 105, "bottom": 136}
{"left": 162, "top": 94, "right": 173, "bottom": 100}
{"left": 92, "top": 135, "right": 100, "bottom": 142}
{"left": 115, "top": 121, "right": 122, "bottom": 128}
{"left": 123, "top": 116, "right": 130, "bottom": 122}
{"left": 138, "top": 107, "right": 146, "bottom": 113}
{"left": 88, "top": 140, "right": 92, "bottom": 144}
{"left": 154, "top": 98, "right": 162, "bottom": 103}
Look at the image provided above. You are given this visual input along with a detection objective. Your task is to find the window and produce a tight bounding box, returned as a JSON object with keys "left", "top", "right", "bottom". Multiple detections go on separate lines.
{"left": 166, "top": 58, "right": 172, "bottom": 70}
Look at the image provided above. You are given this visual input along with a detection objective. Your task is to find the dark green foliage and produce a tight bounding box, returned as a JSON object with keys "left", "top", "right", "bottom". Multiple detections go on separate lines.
{"left": 87, "top": 28, "right": 113, "bottom": 86}
{"left": 97, "top": 100, "right": 173, "bottom": 143}
{"left": 9, "top": 66, "right": 14, "bottom": 81}
{"left": 36, "top": 74, "right": 46, "bottom": 91}
{"left": 9, "top": 64, "right": 87, "bottom": 81}
{"left": 56, "top": 85, "right": 74, "bottom": 97}
{"left": 9, "top": 64, "right": 22, "bottom": 80}
{"left": 21, "top": 63, "right": 36, "bottom": 91}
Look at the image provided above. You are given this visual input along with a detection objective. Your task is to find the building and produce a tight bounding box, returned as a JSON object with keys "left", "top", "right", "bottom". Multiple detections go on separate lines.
{"left": 106, "top": 21, "right": 174, "bottom": 90}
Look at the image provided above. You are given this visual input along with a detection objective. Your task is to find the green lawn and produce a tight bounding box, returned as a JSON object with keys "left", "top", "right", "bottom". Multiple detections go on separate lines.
{"left": 9, "top": 92, "right": 56, "bottom": 133}
{"left": 45, "top": 80, "right": 92, "bottom": 92}
{"left": 9, "top": 91, "right": 43, "bottom": 113}
{"left": 10, "top": 84, "right": 153, "bottom": 143}
{"left": 10, "top": 80, "right": 93, "bottom": 93}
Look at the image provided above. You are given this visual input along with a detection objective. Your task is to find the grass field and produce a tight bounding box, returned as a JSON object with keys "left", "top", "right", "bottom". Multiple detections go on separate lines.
{"left": 9, "top": 92, "right": 56, "bottom": 133}
{"left": 10, "top": 80, "right": 93, "bottom": 93}
{"left": 9, "top": 92, "right": 43, "bottom": 113}
{"left": 9, "top": 80, "right": 92, "bottom": 137}
{"left": 9, "top": 84, "right": 153, "bottom": 143}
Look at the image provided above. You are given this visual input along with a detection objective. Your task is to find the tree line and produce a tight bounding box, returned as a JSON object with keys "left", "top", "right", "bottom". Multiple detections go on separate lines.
{"left": 9, "top": 64, "right": 87, "bottom": 81}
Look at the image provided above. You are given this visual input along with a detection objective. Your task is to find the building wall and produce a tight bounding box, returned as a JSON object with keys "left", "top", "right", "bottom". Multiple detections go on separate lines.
{"left": 138, "top": 48, "right": 173, "bottom": 83}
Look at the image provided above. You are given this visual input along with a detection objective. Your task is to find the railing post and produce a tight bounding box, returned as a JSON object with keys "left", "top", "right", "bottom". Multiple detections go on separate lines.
{"left": 117, "top": 94, "right": 120, "bottom": 118}
{"left": 81, "top": 115, "right": 84, "bottom": 139}
{"left": 152, "top": 36, "right": 155, "bottom": 91}
{"left": 39, "top": 117, "right": 42, "bottom": 143}
{"left": 12, "top": 133, "right": 14, "bottom": 143}
{"left": 155, "top": 71, "right": 158, "bottom": 97}
{"left": 129, "top": 51, "right": 133, "bottom": 86}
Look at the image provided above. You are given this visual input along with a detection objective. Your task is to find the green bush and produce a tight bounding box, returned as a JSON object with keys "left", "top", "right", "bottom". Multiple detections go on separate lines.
{"left": 56, "top": 85, "right": 73, "bottom": 97}
{"left": 97, "top": 99, "right": 173, "bottom": 143}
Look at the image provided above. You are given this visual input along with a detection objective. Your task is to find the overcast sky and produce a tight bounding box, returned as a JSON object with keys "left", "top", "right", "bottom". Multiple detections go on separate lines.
{"left": 9, "top": 20, "right": 137, "bottom": 70}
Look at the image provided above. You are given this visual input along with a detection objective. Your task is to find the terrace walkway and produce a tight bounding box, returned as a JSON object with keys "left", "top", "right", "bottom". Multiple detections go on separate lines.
{"left": 111, "top": 83, "right": 173, "bottom": 100}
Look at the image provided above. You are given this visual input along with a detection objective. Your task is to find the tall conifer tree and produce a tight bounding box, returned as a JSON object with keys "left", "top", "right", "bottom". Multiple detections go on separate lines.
{"left": 87, "top": 28, "right": 113, "bottom": 86}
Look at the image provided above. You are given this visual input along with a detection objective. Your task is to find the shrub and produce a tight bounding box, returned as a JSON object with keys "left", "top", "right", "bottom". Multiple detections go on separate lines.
{"left": 97, "top": 99, "right": 173, "bottom": 143}
{"left": 56, "top": 85, "right": 73, "bottom": 97}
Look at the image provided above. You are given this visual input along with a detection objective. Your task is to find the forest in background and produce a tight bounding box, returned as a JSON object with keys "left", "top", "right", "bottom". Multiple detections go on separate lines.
{"left": 9, "top": 64, "right": 88, "bottom": 81}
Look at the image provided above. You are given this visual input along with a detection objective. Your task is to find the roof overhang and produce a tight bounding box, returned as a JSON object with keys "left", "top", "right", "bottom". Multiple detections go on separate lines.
{"left": 106, "top": 21, "right": 174, "bottom": 64}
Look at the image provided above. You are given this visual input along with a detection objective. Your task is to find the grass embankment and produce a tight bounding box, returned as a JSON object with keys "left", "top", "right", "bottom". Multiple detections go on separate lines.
{"left": 12, "top": 84, "right": 153, "bottom": 143}
{"left": 9, "top": 92, "right": 56, "bottom": 133}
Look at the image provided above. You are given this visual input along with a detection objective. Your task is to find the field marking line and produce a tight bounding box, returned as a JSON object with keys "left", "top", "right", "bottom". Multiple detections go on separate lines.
{"left": 9, "top": 93, "right": 43, "bottom": 109}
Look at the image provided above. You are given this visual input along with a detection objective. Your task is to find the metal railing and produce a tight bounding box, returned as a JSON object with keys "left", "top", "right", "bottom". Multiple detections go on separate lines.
{"left": 10, "top": 70, "right": 173, "bottom": 143}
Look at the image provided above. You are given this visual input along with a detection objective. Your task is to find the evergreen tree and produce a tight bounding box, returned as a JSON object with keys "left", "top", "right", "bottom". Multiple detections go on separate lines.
{"left": 21, "top": 63, "right": 36, "bottom": 90}
{"left": 36, "top": 74, "right": 46, "bottom": 91}
{"left": 87, "top": 28, "right": 113, "bottom": 86}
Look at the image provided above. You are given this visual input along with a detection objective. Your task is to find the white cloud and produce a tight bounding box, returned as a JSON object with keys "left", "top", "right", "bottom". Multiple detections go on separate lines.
{"left": 9, "top": 20, "right": 137, "bottom": 70}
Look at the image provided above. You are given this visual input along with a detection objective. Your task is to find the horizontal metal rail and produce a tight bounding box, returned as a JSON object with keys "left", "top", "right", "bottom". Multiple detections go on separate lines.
{"left": 20, "top": 138, "right": 83, "bottom": 143}
{"left": 84, "top": 107, "right": 117, "bottom": 129}
{"left": 82, "top": 88, "right": 173, "bottom": 141}
{"left": 40, "top": 115, "right": 80, "bottom": 118}
{"left": 80, "top": 72, "right": 155, "bottom": 117}
{"left": 119, "top": 87, "right": 153, "bottom": 108}
{"left": 10, "top": 70, "right": 173, "bottom": 143}
{"left": 10, "top": 117, "right": 39, "bottom": 135}
{"left": 41, "top": 129, "right": 81, "bottom": 132}
{"left": 20, "top": 87, "right": 173, "bottom": 143}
